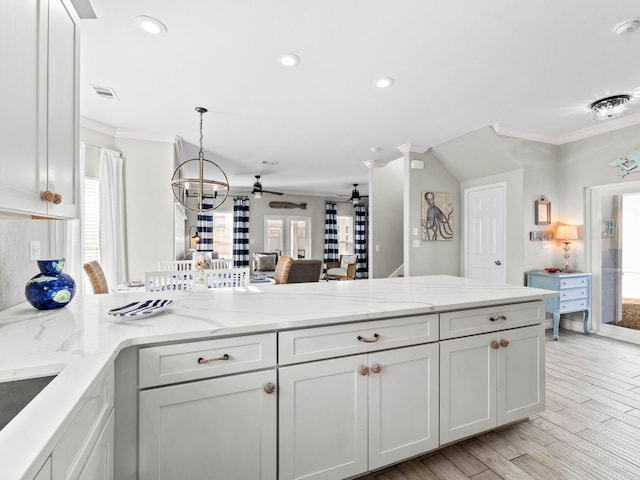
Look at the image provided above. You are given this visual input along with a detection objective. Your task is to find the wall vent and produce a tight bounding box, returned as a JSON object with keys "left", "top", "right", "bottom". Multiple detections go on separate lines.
{"left": 90, "top": 85, "right": 119, "bottom": 101}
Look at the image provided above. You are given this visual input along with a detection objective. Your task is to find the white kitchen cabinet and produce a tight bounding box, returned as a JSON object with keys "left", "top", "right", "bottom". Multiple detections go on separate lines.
{"left": 33, "top": 458, "right": 52, "bottom": 480}
{"left": 0, "top": 0, "right": 79, "bottom": 218}
{"left": 439, "top": 323, "right": 544, "bottom": 445}
{"left": 278, "top": 342, "right": 439, "bottom": 480}
{"left": 138, "top": 369, "right": 277, "bottom": 480}
{"left": 77, "top": 410, "right": 114, "bottom": 480}
{"left": 52, "top": 365, "right": 114, "bottom": 480}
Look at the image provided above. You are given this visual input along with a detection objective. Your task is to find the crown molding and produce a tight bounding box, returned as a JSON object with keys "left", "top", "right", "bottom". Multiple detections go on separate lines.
{"left": 363, "top": 160, "right": 388, "bottom": 168}
{"left": 494, "top": 113, "right": 640, "bottom": 146}
{"left": 80, "top": 116, "right": 174, "bottom": 143}
{"left": 397, "top": 143, "right": 430, "bottom": 154}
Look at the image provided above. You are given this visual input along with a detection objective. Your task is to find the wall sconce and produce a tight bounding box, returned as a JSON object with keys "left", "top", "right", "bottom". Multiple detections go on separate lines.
{"left": 556, "top": 225, "right": 579, "bottom": 271}
{"left": 535, "top": 196, "right": 551, "bottom": 225}
{"left": 189, "top": 226, "right": 200, "bottom": 248}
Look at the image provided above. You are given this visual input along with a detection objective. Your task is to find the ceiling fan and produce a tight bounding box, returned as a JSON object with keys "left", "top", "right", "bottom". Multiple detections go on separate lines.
{"left": 251, "top": 175, "right": 284, "bottom": 198}
{"left": 340, "top": 184, "right": 368, "bottom": 204}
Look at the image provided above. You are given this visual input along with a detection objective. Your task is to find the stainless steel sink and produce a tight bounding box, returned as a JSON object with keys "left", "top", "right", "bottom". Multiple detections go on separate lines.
{"left": 0, "top": 375, "right": 57, "bottom": 431}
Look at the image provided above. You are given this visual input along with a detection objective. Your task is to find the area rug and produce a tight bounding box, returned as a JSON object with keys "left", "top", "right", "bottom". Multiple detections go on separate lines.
{"left": 616, "top": 298, "right": 640, "bottom": 330}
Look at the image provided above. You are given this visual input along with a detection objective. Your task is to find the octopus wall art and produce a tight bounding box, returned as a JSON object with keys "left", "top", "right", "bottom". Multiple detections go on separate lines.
{"left": 421, "top": 191, "right": 454, "bottom": 241}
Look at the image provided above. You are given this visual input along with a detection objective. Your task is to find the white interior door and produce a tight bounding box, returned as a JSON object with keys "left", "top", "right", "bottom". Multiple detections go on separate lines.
{"left": 464, "top": 183, "right": 506, "bottom": 283}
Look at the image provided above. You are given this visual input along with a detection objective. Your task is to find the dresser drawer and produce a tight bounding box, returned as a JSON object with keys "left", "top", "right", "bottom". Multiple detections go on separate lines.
{"left": 439, "top": 301, "right": 543, "bottom": 340}
{"left": 559, "top": 298, "right": 589, "bottom": 313}
{"left": 139, "top": 333, "right": 277, "bottom": 388}
{"left": 559, "top": 277, "right": 589, "bottom": 289}
{"left": 558, "top": 287, "right": 588, "bottom": 301}
{"left": 278, "top": 315, "right": 438, "bottom": 365}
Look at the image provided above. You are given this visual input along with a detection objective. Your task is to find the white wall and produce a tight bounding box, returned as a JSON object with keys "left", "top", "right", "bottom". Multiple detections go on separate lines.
{"left": 404, "top": 151, "right": 460, "bottom": 277}
{"left": 370, "top": 158, "right": 404, "bottom": 278}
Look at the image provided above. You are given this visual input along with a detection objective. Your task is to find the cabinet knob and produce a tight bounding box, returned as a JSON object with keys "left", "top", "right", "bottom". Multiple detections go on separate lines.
{"left": 197, "top": 353, "right": 229, "bottom": 364}
{"left": 52, "top": 193, "right": 62, "bottom": 204}
{"left": 371, "top": 363, "right": 382, "bottom": 374}
{"left": 357, "top": 333, "right": 380, "bottom": 343}
{"left": 490, "top": 340, "right": 500, "bottom": 349}
{"left": 358, "top": 365, "right": 369, "bottom": 376}
{"left": 500, "top": 339, "right": 510, "bottom": 348}
{"left": 263, "top": 382, "right": 276, "bottom": 395}
{"left": 489, "top": 315, "right": 507, "bottom": 322}
{"left": 41, "top": 190, "right": 55, "bottom": 202}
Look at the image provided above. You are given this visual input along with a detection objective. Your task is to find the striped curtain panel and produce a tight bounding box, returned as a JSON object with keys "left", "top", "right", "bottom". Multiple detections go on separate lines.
{"left": 354, "top": 204, "right": 368, "bottom": 279}
{"left": 323, "top": 201, "right": 339, "bottom": 276}
{"left": 233, "top": 197, "right": 250, "bottom": 267}
{"left": 197, "top": 198, "right": 214, "bottom": 252}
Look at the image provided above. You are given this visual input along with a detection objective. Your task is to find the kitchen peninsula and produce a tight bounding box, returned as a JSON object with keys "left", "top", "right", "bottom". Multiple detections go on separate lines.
{"left": 0, "top": 276, "right": 555, "bottom": 480}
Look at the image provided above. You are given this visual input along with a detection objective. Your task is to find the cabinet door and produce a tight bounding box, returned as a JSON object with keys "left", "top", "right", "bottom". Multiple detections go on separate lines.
{"left": 368, "top": 343, "right": 439, "bottom": 470}
{"left": 78, "top": 410, "right": 114, "bottom": 480}
{"left": 139, "top": 370, "right": 276, "bottom": 480}
{"left": 440, "top": 333, "right": 496, "bottom": 444}
{"left": 279, "top": 356, "right": 368, "bottom": 480}
{"left": 498, "top": 324, "right": 545, "bottom": 425}
{"left": 46, "top": 0, "right": 79, "bottom": 219}
{"left": 33, "top": 458, "right": 52, "bottom": 480}
{"left": 0, "top": 0, "right": 47, "bottom": 215}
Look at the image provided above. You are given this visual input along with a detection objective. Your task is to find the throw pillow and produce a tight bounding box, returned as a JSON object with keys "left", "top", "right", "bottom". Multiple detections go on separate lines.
{"left": 254, "top": 253, "right": 276, "bottom": 272}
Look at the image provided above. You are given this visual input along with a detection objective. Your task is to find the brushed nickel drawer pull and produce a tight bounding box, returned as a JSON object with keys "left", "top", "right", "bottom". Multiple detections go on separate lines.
{"left": 357, "top": 333, "right": 380, "bottom": 343}
{"left": 197, "top": 353, "right": 229, "bottom": 364}
{"left": 263, "top": 382, "right": 276, "bottom": 394}
{"left": 489, "top": 315, "right": 507, "bottom": 322}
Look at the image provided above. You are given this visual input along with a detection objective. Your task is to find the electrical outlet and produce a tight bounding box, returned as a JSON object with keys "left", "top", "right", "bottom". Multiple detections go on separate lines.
{"left": 30, "top": 240, "right": 41, "bottom": 260}
{"left": 412, "top": 239, "right": 420, "bottom": 248}
{"left": 375, "top": 244, "right": 381, "bottom": 252}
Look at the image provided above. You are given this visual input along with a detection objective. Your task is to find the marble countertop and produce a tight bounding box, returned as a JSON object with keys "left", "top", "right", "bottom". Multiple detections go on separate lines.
{"left": 0, "top": 275, "right": 554, "bottom": 479}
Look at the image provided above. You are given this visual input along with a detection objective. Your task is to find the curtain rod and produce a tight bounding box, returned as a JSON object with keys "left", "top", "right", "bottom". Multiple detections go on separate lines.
{"left": 84, "top": 142, "right": 122, "bottom": 156}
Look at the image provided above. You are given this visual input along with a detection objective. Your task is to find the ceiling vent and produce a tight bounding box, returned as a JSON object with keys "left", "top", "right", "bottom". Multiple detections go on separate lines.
{"left": 90, "top": 85, "right": 119, "bottom": 101}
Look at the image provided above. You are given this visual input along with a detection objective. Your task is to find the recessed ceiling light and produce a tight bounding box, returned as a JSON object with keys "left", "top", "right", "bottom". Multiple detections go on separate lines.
{"left": 279, "top": 53, "right": 300, "bottom": 67}
{"left": 376, "top": 77, "right": 395, "bottom": 88}
{"left": 134, "top": 15, "right": 167, "bottom": 36}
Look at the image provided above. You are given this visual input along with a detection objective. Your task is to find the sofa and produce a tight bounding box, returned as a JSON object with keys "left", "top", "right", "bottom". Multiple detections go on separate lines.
{"left": 287, "top": 259, "right": 322, "bottom": 283}
{"left": 252, "top": 252, "right": 321, "bottom": 283}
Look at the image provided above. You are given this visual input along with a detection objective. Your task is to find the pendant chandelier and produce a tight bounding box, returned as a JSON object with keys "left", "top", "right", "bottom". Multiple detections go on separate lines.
{"left": 171, "top": 107, "right": 229, "bottom": 212}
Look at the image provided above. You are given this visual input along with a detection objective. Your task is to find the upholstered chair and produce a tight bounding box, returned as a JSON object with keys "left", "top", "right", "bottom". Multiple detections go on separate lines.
{"left": 325, "top": 255, "right": 358, "bottom": 281}
{"left": 273, "top": 255, "right": 294, "bottom": 284}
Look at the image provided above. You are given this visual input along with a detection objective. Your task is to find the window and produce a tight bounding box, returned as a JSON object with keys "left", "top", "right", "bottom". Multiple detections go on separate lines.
{"left": 212, "top": 212, "right": 233, "bottom": 258}
{"left": 338, "top": 216, "right": 354, "bottom": 255}
{"left": 82, "top": 177, "right": 100, "bottom": 293}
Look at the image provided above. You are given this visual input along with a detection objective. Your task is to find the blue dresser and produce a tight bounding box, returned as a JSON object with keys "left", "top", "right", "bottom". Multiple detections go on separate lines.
{"left": 526, "top": 271, "right": 591, "bottom": 340}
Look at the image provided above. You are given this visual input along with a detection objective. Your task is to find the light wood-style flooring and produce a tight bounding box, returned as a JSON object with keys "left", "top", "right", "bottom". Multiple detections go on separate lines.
{"left": 355, "top": 329, "right": 640, "bottom": 480}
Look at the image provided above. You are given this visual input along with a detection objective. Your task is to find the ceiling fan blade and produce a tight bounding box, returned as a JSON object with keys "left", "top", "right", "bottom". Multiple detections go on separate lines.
{"left": 262, "top": 190, "right": 284, "bottom": 195}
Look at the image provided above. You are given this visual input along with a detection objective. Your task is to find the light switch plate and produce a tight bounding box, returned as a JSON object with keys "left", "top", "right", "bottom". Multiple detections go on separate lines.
{"left": 30, "top": 240, "right": 41, "bottom": 260}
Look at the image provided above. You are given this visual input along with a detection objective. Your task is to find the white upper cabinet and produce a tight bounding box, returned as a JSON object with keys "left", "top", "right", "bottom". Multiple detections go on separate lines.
{"left": 0, "top": 0, "right": 79, "bottom": 218}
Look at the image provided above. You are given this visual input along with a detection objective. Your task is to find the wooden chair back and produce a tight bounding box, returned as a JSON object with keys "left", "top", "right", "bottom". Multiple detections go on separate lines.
{"left": 83, "top": 261, "right": 109, "bottom": 294}
{"left": 157, "top": 260, "right": 194, "bottom": 272}
{"left": 273, "top": 256, "right": 294, "bottom": 284}
{"left": 145, "top": 270, "right": 195, "bottom": 292}
{"left": 200, "top": 268, "right": 250, "bottom": 288}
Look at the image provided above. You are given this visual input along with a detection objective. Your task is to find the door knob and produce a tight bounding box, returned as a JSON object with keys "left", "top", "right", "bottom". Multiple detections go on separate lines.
{"left": 494, "top": 260, "right": 502, "bottom": 266}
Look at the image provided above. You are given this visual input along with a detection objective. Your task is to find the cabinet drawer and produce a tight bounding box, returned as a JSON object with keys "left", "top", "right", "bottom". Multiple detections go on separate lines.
{"left": 558, "top": 287, "right": 588, "bottom": 301}
{"left": 559, "top": 298, "right": 589, "bottom": 313}
{"left": 52, "top": 365, "right": 114, "bottom": 480}
{"left": 278, "top": 315, "right": 438, "bottom": 365}
{"left": 559, "top": 277, "right": 589, "bottom": 289}
{"left": 439, "top": 301, "right": 543, "bottom": 340}
{"left": 139, "top": 333, "right": 277, "bottom": 388}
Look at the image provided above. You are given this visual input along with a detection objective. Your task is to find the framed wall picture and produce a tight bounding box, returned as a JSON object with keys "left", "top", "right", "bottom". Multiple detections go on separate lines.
{"left": 535, "top": 200, "right": 551, "bottom": 225}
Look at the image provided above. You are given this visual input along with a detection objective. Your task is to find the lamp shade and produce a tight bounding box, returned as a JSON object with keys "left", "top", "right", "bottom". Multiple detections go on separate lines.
{"left": 556, "top": 225, "right": 578, "bottom": 241}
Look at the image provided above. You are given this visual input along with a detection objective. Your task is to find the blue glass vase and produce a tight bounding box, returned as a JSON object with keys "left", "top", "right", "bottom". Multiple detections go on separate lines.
{"left": 25, "top": 259, "right": 76, "bottom": 310}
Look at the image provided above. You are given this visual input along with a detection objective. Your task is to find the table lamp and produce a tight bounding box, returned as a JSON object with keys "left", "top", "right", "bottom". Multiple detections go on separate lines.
{"left": 556, "top": 225, "right": 578, "bottom": 271}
